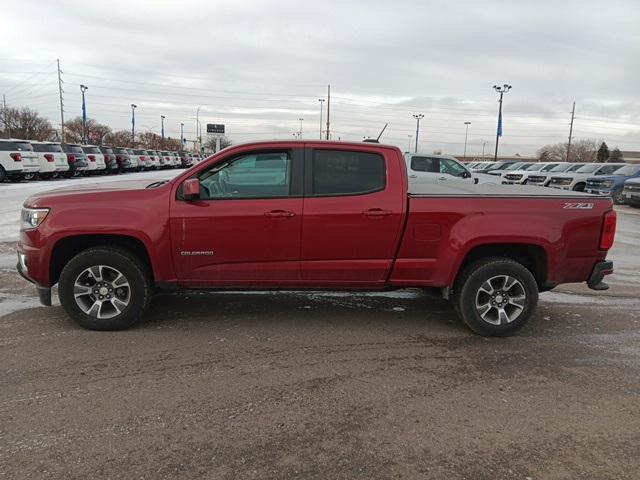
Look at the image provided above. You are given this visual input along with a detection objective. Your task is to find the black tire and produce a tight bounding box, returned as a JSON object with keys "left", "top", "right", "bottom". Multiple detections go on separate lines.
{"left": 22, "top": 172, "right": 37, "bottom": 181}
{"left": 612, "top": 189, "right": 625, "bottom": 205}
{"left": 0, "top": 166, "right": 6, "bottom": 182}
{"left": 573, "top": 183, "right": 585, "bottom": 192}
{"left": 58, "top": 247, "right": 152, "bottom": 331}
{"left": 453, "top": 257, "right": 538, "bottom": 337}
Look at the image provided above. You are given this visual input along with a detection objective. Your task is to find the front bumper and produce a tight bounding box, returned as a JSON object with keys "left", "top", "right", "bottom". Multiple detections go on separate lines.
{"left": 587, "top": 261, "right": 614, "bottom": 291}
{"left": 585, "top": 188, "right": 612, "bottom": 196}
{"left": 16, "top": 254, "right": 52, "bottom": 306}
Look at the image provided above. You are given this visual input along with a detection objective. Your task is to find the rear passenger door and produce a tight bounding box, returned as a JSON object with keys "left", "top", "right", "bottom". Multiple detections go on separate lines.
{"left": 301, "top": 147, "right": 406, "bottom": 285}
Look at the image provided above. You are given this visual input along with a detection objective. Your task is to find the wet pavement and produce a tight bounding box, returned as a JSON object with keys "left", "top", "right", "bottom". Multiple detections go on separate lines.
{"left": 0, "top": 207, "right": 639, "bottom": 479}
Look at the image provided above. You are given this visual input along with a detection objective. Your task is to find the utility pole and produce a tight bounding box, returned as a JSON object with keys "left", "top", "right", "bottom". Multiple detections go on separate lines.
{"left": 298, "top": 118, "right": 304, "bottom": 138}
{"left": 80, "top": 84, "right": 88, "bottom": 144}
{"left": 130, "top": 104, "right": 137, "bottom": 145}
{"left": 180, "top": 122, "right": 184, "bottom": 148}
{"left": 481, "top": 140, "right": 487, "bottom": 158}
{"left": 566, "top": 101, "right": 576, "bottom": 162}
{"left": 463, "top": 121, "right": 471, "bottom": 159}
{"left": 493, "top": 84, "right": 512, "bottom": 161}
{"left": 196, "top": 106, "right": 201, "bottom": 152}
{"left": 161, "top": 115, "right": 165, "bottom": 149}
{"left": 413, "top": 114, "right": 424, "bottom": 153}
{"left": 318, "top": 98, "right": 325, "bottom": 139}
{"left": 325, "top": 84, "right": 331, "bottom": 140}
{"left": 2, "top": 94, "right": 9, "bottom": 137}
{"left": 57, "top": 59, "right": 65, "bottom": 143}
{"left": 407, "top": 134, "right": 413, "bottom": 153}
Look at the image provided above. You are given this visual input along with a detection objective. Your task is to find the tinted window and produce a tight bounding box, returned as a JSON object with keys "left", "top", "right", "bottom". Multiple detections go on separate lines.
{"left": 64, "top": 144, "right": 84, "bottom": 153}
{"left": 613, "top": 165, "right": 640, "bottom": 176}
{"left": 575, "top": 164, "right": 599, "bottom": 173}
{"left": 525, "top": 164, "right": 545, "bottom": 171}
{"left": 312, "top": 150, "right": 385, "bottom": 196}
{"left": 33, "top": 143, "right": 62, "bottom": 153}
{"left": 112, "top": 147, "right": 128, "bottom": 154}
{"left": 411, "top": 156, "right": 439, "bottom": 173}
{"left": 0, "top": 140, "right": 18, "bottom": 150}
{"left": 134, "top": 149, "right": 148, "bottom": 155}
{"left": 14, "top": 142, "right": 33, "bottom": 151}
{"left": 100, "top": 147, "right": 114, "bottom": 154}
{"left": 541, "top": 163, "right": 560, "bottom": 171}
{"left": 597, "top": 165, "right": 624, "bottom": 175}
{"left": 82, "top": 146, "right": 101, "bottom": 154}
{"left": 198, "top": 151, "right": 292, "bottom": 199}
{"left": 440, "top": 158, "right": 468, "bottom": 177}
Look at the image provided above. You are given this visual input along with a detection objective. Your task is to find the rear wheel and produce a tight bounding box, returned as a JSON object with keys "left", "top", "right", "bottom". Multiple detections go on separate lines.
{"left": 0, "top": 166, "right": 6, "bottom": 182}
{"left": 22, "top": 172, "right": 37, "bottom": 181}
{"left": 58, "top": 247, "right": 152, "bottom": 330}
{"left": 612, "top": 189, "right": 625, "bottom": 205}
{"left": 573, "top": 183, "right": 585, "bottom": 192}
{"left": 453, "top": 257, "right": 538, "bottom": 336}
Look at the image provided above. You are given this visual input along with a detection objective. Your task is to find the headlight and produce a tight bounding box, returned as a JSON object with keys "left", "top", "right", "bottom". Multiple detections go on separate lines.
{"left": 21, "top": 208, "right": 50, "bottom": 230}
{"left": 602, "top": 180, "right": 614, "bottom": 188}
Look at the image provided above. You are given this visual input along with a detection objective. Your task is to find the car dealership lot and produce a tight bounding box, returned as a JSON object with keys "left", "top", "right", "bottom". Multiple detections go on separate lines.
{"left": 1, "top": 176, "right": 639, "bottom": 478}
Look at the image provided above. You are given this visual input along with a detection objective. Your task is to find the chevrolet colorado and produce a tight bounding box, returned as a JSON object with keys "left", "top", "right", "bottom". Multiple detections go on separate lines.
{"left": 17, "top": 141, "right": 616, "bottom": 336}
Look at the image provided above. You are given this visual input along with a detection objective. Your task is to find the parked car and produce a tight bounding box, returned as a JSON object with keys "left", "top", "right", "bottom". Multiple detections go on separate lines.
{"left": 133, "top": 149, "right": 152, "bottom": 170}
{"left": 170, "top": 151, "right": 181, "bottom": 167}
{"left": 0, "top": 139, "right": 40, "bottom": 181}
{"left": 126, "top": 149, "right": 142, "bottom": 171}
{"left": 191, "top": 153, "right": 203, "bottom": 164}
{"left": 526, "top": 163, "right": 588, "bottom": 187}
{"left": 82, "top": 145, "right": 107, "bottom": 174}
{"left": 470, "top": 162, "right": 496, "bottom": 172}
{"left": 548, "top": 163, "right": 626, "bottom": 191}
{"left": 404, "top": 153, "right": 499, "bottom": 185}
{"left": 502, "top": 163, "right": 563, "bottom": 185}
{"left": 474, "top": 160, "right": 519, "bottom": 175}
{"left": 17, "top": 140, "right": 616, "bottom": 337}
{"left": 585, "top": 164, "right": 640, "bottom": 204}
{"left": 622, "top": 178, "right": 640, "bottom": 206}
{"left": 30, "top": 141, "right": 69, "bottom": 180}
{"left": 112, "top": 147, "right": 133, "bottom": 172}
{"left": 146, "top": 150, "right": 161, "bottom": 169}
{"left": 60, "top": 143, "right": 89, "bottom": 177}
{"left": 158, "top": 150, "right": 172, "bottom": 168}
{"left": 487, "top": 161, "right": 535, "bottom": 177}
{"left": 99, "top": 146, "right": 118, "bottom": 173}
{"left": 178, "top": 151, "right": 193, "bottom": 168}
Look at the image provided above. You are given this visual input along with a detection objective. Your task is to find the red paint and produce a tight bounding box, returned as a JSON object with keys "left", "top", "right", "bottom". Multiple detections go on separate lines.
{"left": 18, "top": 141, "right": 615, "bottom": 293}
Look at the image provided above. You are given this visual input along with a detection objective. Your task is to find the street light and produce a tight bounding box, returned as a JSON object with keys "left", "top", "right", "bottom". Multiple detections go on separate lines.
{"left": 298, "top": 118, "right": 304, "bottom": 138}
{"left": 492, "top": 84, "right": 512, "bottom": 161}
{"left": 80, "top": 85, "right": 88, "bottom": 144}
{"left": 463, "top": 121, "right": 471, "bottom": 159}
{"left": 130, "top": 104, "right": 137, "bottom": 145}
{"left": 407, "top": 134, "right": 413, "bottom": 153}
{"left": 412, "top": 114, "right": 424, "bottom": 153}
{"left": 318, "top": 99, "right": 325, "bottom": 139}
{"left": 196, "top": 106, "right": 201, "bottom": 152}
{"left": 160, "top": 115, "right": 165, "bottom": 148}
{"left": 180, "top": 122, "right": 184, "bottom": 147}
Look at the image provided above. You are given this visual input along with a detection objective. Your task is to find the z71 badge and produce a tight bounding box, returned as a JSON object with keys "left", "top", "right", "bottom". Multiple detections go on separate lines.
{"left": 563, "top": 202, "right": 594, "bottom": 210}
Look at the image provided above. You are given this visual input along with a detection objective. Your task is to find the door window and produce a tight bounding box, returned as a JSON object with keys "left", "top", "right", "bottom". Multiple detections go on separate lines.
{"left": 410, "top": 156, "right": 439, "bottom": 173}
{"left": 439, "top": 158, "right": 468, "bottom": 177}
{"left": 312, "top": 150, "right": 385, "bottom": 195}
{"left": 198, "top": 151, "right": 292, "bottom": 199}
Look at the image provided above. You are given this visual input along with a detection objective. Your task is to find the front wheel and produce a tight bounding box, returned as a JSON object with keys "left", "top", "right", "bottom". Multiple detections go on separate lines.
{"left": 453, "top": 257, "right": 539, "bottom": 336}
{"left": 612, "top": 189, "right": 625, "bottom": 205}
{"left": 58, "top": 247, "right": 152, "bottom": 330}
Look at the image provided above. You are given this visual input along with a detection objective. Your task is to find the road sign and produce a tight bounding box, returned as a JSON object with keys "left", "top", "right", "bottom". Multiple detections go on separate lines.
{"left": 207, "top": 124, "right": 225, "bottom": 134}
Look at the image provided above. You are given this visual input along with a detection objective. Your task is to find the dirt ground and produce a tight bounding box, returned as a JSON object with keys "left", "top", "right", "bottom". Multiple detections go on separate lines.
{"left": 1, "top": 207, "right": 639, "bottom": 479}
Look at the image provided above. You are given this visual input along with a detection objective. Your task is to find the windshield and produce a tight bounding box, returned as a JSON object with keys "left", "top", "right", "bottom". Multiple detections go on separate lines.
{"left": 504, "top": 162, "right": 524, "bottom": 171}
{"left": 14, "top": 142, "right": 33, "bottom": 151}
{"left": 575, "top": 164, "right": 600, "bottom": 173}
{"left": 33, "top": 143, "right": 63, "bottom": 153}
{"left": 541, "top": 163, "right": 560, "bottom": 172}
{"left": 611, "top": 165, "right": 640, "bottom": 176}
{"left": 525, "top": 164, "right": 545, "bottom": 171}
{"left": 66, "top": 145, "right": 84, "bottom": 153}
{"left": 550, "top": 163, "right": 574, "bottom": 172}
{"left": 82, "top": 146, "right": 101, "bottom": 154}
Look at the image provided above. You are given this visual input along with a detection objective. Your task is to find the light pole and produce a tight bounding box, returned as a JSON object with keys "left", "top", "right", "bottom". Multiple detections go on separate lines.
{"left": 481, "top": 140, "right": 487, "bottom": 158}
{"left": 492, "top": 84, "right": 512, "bottom": 161}
{"left": 298, "top": 118, "right": 304, "bottom": 138}
{"left": 412, "top": 114, "right": 424, "bottom": 153}
{"left": 196, "top": 106, "right": 201, "bottom": 152}
{"left": 180, "top": 122, "right": 184, "bottom": 148}
{"left": 463, "top": 121, "right": 471, "bottom": 159}
{"left": 80, "top": 84, "right": 88, "bottom": 144}
{"left": 160, "top": 115, "right": 165, "bottom": 148}
{"left": 318, "top": 99, "right": 325, "bottom": 139}
{"left": 407, "top": 134, "right": 413, "bottom": 153}
{"left": 130, "top": 104, "right": 137, "bottom": 146}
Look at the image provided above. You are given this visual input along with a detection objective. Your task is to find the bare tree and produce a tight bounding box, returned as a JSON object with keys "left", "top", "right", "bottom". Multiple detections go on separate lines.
{"left": 537, "top": 139, "right": 598, "bottom": 163}
{"left": 2, "top": 107, "right": 56, "bottom": 141}
{"left": 204, "top": 135, "right": 233, "bottom": 152}
{"left": 104, "top": 130, "right": 134, "bottom": 148}
{"left": 64, "top": 117, "right": 112, "bottom": 144}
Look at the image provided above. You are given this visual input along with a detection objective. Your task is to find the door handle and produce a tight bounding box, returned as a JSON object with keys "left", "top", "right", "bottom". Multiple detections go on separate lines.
{"left": 438, "top": 176, "right": 448, "bottom": 181}
{"left": 363, "top": 208, "right": 393, "bottom": 217}
{"left": 264, "top": 210, "right": 295, "bottom": 218}
{"left": 409, "top": 174, "right": 417, "bottom": 178}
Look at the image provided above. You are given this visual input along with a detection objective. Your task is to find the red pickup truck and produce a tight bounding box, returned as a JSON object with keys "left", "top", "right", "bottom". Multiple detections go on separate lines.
{"left": 17, "top": 141, "right": 616, "bottom": 336}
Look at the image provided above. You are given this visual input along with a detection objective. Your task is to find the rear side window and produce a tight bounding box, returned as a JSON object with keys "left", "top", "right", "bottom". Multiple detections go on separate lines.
{"left": 0, "top": 141, "right": 17, "bottom": 150}
{"left": 411, "top": 156, "right": 439, "bottom": 173}
{"left": 14, "top": 142, "right": 33, "bottom": 151}
{"left": 312, "top": 150, "right": 385, "bottom": 196}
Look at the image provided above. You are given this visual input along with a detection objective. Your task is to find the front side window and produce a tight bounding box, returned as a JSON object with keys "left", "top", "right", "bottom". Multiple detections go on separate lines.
{"left": 597, "top": 165, "right": 624, "bottom": 175}
{"left": 613, "top": 165, "right": 640, "bottom": 176}
{"left": 312, "top": 150, "right": 385, "bottom": 196}
{"left": 440, "top": 158, "right": 468, "bottom": 177}
{"left": 198, "top": 151, "right": 291, "bottom": 199}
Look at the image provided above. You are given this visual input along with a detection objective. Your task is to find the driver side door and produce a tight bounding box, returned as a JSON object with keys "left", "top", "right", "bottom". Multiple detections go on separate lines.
{"left": 438, "top": 158, "right": 474, "bottom": 184}
{"left": 170, "top": 147, "right": 304, "bottom": 286}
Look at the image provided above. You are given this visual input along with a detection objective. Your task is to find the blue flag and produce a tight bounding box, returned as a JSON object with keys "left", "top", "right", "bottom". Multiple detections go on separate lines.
{"left": 497, "top": 109, "right": 503, "bottom": 137}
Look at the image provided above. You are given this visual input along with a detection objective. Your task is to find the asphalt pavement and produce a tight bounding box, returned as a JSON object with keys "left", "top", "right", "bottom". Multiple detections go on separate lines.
{"left": 1, "top": 207, "right": 639, "bottom": 479}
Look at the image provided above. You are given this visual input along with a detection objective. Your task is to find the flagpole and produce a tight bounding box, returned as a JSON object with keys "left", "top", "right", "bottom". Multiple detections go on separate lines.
{"left": 493, "top": 84, "right": 511, "bottom": 161}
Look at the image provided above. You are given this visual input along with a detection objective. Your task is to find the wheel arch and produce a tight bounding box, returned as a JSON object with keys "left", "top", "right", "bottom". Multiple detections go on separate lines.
{"left": 50, "top": 234, "right": 154, "bottom": 286}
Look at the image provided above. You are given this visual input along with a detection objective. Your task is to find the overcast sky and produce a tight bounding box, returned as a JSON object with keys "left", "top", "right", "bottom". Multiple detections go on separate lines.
{"left": 1, "top": 0, "right": 638, "bottom": 156}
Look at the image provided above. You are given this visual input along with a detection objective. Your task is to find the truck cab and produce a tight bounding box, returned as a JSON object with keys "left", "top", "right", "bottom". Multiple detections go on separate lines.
{"left": 404, "top": 153, "right": 498, "bottom": 185}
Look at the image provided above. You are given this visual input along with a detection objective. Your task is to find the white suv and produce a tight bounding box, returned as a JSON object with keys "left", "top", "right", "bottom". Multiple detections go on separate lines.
{"left": 0, "top": 139, "right": 40, "bottom": 181}
{"left": 501, "top": 162, "right": 563, "bottom": 185}
{"left": 31, "top": 141, "right": 69, "bottom": 179}
{"left": 81, "top": 145, "right": 107, "bottom": 174}
{"left": 525, "top": 163, "right": 588, "bottom": 187}
{"left": 404, "top": 153, "right": 500, "bottom": 186}
{"left": 548, "top": 163, "right": 626, "bottom": 191}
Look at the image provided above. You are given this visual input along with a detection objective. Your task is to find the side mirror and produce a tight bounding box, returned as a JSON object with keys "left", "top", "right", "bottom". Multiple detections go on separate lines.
{"left": 183, "top": 178, "right": 201, "bottom": 201}
{"left": 462, "top": 170, "right": 471, "bottom": 178}
{"left": 474, "top": 177, "right": 479, "bottom": 184}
